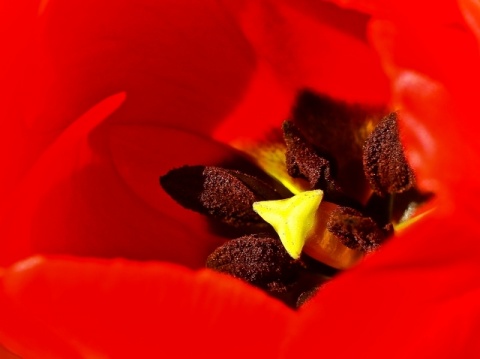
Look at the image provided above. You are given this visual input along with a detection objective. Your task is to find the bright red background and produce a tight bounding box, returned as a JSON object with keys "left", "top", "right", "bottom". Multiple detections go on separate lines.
{"left": 1, "top": 0, "right": 480, "bottom": 357}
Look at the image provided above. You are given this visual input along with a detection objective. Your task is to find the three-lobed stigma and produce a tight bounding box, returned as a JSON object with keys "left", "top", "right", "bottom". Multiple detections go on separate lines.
{"left": 253, "top": 189, "right": 324, "bottom": 259}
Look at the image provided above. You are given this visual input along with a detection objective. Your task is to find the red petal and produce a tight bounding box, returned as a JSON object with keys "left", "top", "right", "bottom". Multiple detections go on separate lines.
{"left": 0, "top": 0, "right": 42, "bottom": 197}
{"left": 237, "top": 1, "right": 390, "bottom": 106}
{"left": 323, "top": 0, "right": 464, "bottom": 25}
{"left": 460, "top": 0, "right": 480, "bottom": 38}
{"left": 212, "top": 63, "right": 296, "bottom": 143}
{"left": 1, "top": 0, "right": 257, "bottom": 197}
{"left": 0, "top": 256, "right": 293, "bottom": 358}
{"left": 369, "top": 18, "right": 480, "bottom": 193}
{"left": 0, "top": 344, "right": 21, "bottom": 359}
{"left": 0, "top": 94, "right": 125, "bottom": 265}
{"left": 22, "top": 0, "right": 256, "bottom": 133}
{"left": 0, "top": 94, "right": 260, "bottom": 267}
{"left": 369, "top": 19, "right": 480, "bottom": 96}
{"left": 1, "top": 100, "right": 258, "bottom": 267}
{"left": 0, "top": 0, "right": 273, "bottom": 267}
{"left": 214, "top": 1, "right": 391, "bottom": 145}
{"left": 285, "top": 205, "right": 480, "bottom": 357}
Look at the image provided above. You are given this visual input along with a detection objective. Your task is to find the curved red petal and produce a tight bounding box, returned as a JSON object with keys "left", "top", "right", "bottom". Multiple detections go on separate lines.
{"left": 369, "top": 17, "right": 480, "bottom": 193}
{"left": 3, "top": 0, "right": 300, "bottom": 268}
{"left": 369, "top": 19, "right": 480, "bottom": 96}
{"left": 0, "top": 344, "right": 21, "bottom": 359}
{"left": 389, "top": 72, "right": 479, "bottom": 197}
{"left": 237, "top": 1, "right": 390, "bottom": 106}
{"left": 0, "top": 94, "right": 261, "bottom": 267}
{"left": 284, "top": 204, "right": 480, "bottom": 357}
{"left": 0, "top": 94, "right": 125, "bottom": 265}
{"left": 460, "top": 0, "right": 480, "bottom": 38}
{"left": 212, "top": 63, "right": 296, "bottom": 143}
{"left": 0, "top": 0, "right": 42, "bottom": 197}
{"left": 0, "top": 256, "right": 294, "bottom": 359}
{"left": 23, "top": 0, "right": 255, "bottom": 134}
{"left": 323, "top": 0, "right": 464, "bottom": 25}
{"left": 214, "top": 0, "right": 391, "bottom": 145}
{"left": 1, "top": 0, "right": 257, "bottom": 201}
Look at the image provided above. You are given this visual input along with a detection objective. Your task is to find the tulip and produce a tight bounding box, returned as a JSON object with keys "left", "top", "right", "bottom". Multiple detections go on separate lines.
{"left": 1, "top": 0, "right": 480, "bottom": 357}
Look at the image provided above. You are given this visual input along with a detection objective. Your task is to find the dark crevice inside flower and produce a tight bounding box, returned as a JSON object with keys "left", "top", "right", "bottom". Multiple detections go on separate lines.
{"left": 159, "top": 90, "right": 433, "bottom": 308}
{"left": 290, "top": 91, "right": 385, "bottom": 204}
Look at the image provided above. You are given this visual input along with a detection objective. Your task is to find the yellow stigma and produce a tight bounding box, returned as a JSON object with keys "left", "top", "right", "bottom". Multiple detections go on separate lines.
{"left": 253, "top": 189, "right": 323, "bottom": 259}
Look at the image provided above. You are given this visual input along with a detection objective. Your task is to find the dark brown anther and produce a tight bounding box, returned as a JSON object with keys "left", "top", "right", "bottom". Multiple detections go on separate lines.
{"left": 283, "top": 121, "right": 340, "bottom": 195}
{"left": 160, "top": 166, "right": 282, "bottom": 227}
{"left": 327, "top": 206, "right": 389, "bottom": 252}
{"left": 206, "top": 234, "right": 302, "bottom": 292}
{"left": 363, "top": 112, "right": 415, "bottom": 196}
{"left": 291, "top": 90, "right": 385, "bottom": 202}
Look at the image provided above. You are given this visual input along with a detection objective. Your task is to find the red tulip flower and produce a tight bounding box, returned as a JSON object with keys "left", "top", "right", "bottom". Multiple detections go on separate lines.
{"left": 1, "top": 0, "right": 480, "bottom": 357}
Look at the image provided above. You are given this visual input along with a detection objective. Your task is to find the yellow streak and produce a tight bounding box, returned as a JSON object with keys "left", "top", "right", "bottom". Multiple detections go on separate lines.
{"left": 394, "top": 207, "right": 436, "bottom": 232}
{"left": 232, "top": 139, "right": 309, "bottom": 194}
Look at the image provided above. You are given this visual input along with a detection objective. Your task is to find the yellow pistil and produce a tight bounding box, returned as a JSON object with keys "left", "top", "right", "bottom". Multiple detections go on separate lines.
{"left": 253, "top": 189, "right": 323, "bottom": 259}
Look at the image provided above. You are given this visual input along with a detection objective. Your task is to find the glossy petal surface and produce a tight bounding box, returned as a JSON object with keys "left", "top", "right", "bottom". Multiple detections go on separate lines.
{"left": 0, "top": 0, "right": 257, "bottom": 267}
{"left": 0, "top": 94, "right": 265, "bottom": 267}
{"left": 0, "top": 256, "right": 294, "bottom": 358}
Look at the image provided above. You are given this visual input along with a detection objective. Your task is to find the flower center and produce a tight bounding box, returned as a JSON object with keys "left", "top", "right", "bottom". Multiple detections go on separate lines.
{"left": 159, "top": 90, "right": 433, "bottom": 308}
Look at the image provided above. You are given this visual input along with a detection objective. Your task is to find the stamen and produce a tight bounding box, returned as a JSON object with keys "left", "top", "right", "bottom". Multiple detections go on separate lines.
{"left": 160, "top": 165, "right": 281, "bottom": 227}
{"left": 292, "top": 90, "right": 382, "bottom": 203}
{"left": 205, "top": 234, "right": 302, "bottom": 293}
{"left": 301, "top": 201, "right": 364, "bottom": 269}
{"left": 283, "top": 121, "right": 340, "bottom": 195}
{"left": 326, "top": 206, "right": 391, "bottom": 252}
{"left": 363, "top": 112, "right": 415, "bottom": 196}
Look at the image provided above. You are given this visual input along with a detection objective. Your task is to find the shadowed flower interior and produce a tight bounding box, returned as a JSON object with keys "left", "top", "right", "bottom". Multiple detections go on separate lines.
{"left": 160, "top": 90, "right": 433, "bottom": 308}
